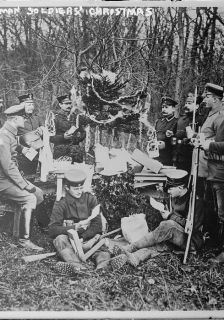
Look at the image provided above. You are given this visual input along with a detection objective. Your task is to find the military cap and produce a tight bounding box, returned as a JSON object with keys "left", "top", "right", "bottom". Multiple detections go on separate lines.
{"left": 4, "top": 104, "right": 25, "bottom": 117}
{"left": 18, "top": 93, "right": 34, "bottom": 103}
{"left": 57, "top": 94, "right": 72, "bottom": 104}
{"left": 165, "top": 169, "right": 188, "bottom": 189}
{"left": 161, "top": 96, "right": 178, "bottom": 106}
{"left": 64, "top": 169, "right": 86, "bottom": 187}
{"left": 205, "top": 83, "right": 223, "bottom": 98}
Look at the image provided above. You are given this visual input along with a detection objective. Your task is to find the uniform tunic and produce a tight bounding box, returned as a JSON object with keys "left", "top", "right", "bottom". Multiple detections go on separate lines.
{"left": 49, "top": 191, "right": 102, "bottom": 241}
{"left": 17, "top": 113, "right": 44, "bottom": 175}
{"left": 198, "top": 105, "right": 224, "bottom": 178}
{"left": 155, "top": 115, "right": 177, "bottom": 166}
{"left": 17, "top": 113, "right": 44, "bottom": 136}
{"left": 0, "top": 122, "right": 43, "bottom": 209}
{"left": 50, "top": 109, "right": 86, "bottom": 159}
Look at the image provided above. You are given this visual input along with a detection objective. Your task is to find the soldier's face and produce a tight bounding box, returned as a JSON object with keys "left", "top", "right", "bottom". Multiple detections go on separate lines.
{"left": 16, "top": 116, "right": 25, "bottom": 128}
{"left": 184, "top": 99, "right": 197, "bottom": 113}
{"left": 167, "top": 185, "right": 183, "bottom": 198}
{"left": 60, "top": 101, "right": 72, "bottom": 113}
{"left": 24, "top": 102, "right": 35, "bottom": 114}
{"left": 68, "top": 185, "right": 84, "bottom": 198}
{"left": 203, "top": 92, "right": 215, "bottom": 109}
{"left": 162, "top": 104, "right": 175, "bottom": 116}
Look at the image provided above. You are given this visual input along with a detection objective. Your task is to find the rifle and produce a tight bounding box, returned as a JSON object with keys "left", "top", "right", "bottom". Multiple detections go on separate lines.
{"left": 183, "top": 140, "right": 200, "bottom": 264}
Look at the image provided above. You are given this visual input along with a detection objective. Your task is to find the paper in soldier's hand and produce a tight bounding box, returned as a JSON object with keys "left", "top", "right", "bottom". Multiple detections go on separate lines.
{"left": 150, "top": 197, "right": 165, "bottom": 212}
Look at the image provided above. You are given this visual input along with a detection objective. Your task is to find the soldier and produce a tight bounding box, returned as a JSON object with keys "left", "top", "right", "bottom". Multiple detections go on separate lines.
{"left": 48, "top": 169, "right": 110, "bottom": 274}
{"left": 154, "top": 96, "right": 178, "bottom": 166}
{"left": 0, "top": 104, "right": 44, "bottom": 250}
{"left": 190, "top": 83, "right": 224, "bottom": 246}
{"left": 201, "top": 94, "right": 224, "bottom": 264}
{"left": 111, "top": 170, "right": 204, "bottom": 268}
{"left": 173, "top": 93, "right": 204, "bottom": 173}
{"left": 50, "top": 94, "right": 86, "bottom": 161}
{"left": 17, "top": 93, "right": 45, "bottom": 176}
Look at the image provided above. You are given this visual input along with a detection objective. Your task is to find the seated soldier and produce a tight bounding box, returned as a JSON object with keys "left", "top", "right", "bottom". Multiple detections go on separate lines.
{"left": 111, "top": 170, "right": 204, "bottom": 268}
{"left": 0, "top": 104, "right": 44, "bottom": 250}
{"left": 48, "top": 169, "right": 110, "bottom": 274}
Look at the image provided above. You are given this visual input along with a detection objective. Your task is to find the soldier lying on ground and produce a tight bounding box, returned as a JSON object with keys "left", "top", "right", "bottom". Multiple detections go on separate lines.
{"left": 48, "top": 169, "right": 111, "bottom": 274}
{"left": 110, "top": 170, "right": 204, "bottom": 268}
{"left": 0, "top": 104, "right": 44, "bottom": 251}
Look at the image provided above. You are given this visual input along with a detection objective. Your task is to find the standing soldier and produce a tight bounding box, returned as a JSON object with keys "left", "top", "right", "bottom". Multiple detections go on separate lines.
{"left": 154, "top": 97, "right": 178, "bottom": 166}
{"left": 173, "top": 93, "right": 204, "bottom": 173}
{"left": 201, "top": 116, "right": 224, "bottom": 264}
{"left": 190, "top": 83, "right": 224, "bottom": 246}
{"left": 50, "top": 93, "right": 86, "bottom": 161}
{"left": 0, "top": 104, "right": 44, "bottom": 250}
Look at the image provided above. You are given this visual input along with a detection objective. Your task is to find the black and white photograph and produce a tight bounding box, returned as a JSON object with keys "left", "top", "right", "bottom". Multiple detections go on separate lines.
{"left": 0, "top": 0, "right": 224, "bottom": 318}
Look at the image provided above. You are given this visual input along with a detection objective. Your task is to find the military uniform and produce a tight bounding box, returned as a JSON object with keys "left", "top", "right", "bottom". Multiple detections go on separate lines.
{"left": 48, "top": 169, "right": 109, "bottom": 273}
{"left": 173, "top": 96, "right": 205, "bottom": 172}
{"left": 0, "top": 104, "right": 43, "bottom": 250}
{"left": 16, "top": 94, "right": 44, "bottom": 175}
{"left": 50, "top": 94, "right": 86, "bottom": 160}
{"left": 154, "top": 97, "right": 178, "bottom": 166}
{"left": 111, "top": 170, "right": 204, "bottom": 268}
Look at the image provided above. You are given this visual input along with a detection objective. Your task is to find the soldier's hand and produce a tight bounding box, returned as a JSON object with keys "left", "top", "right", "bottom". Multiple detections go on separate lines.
{"left": 158, "top": 140, "right": 165, "bottom": 150}
{"left": 165, "top": 130, "right": 174, "bottom": 138}
{"left": 64, "top": 131, "right": 73, "bottom": 140}
{"left": 21, "top": 147, "right": 30, "bottom": 155}
{"left": 186, "top": 126, "right": 194, "bottom": 139}
{"left": 24, "top": 184, "right": 36, "bottom": 193}
{"left": 35, "top": 126, "right": 44, "bottom": 136}
{"left": 160, "top": 210, "right": 170, "bottom": 220}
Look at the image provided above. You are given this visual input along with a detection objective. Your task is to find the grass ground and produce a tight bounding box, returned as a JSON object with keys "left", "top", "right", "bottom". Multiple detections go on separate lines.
{"left": 0, "top": 226, "right": 223, "bottom": 312}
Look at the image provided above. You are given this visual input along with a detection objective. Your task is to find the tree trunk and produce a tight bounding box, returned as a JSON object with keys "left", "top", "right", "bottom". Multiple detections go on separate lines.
{"left": 175, "top": 8, "right": 185, "bottom": 116}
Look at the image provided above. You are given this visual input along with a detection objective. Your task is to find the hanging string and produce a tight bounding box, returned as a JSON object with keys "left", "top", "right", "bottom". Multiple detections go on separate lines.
{"left": 76, "top": 113, "right": 80, "bottom": 128}
{"left": 139, "top": 120, "right": 143, "bottom": 147}
{"left": 85, "top": 124, "right": 91, "bottom": 153}
{"left": 95, "top": 125, "right": 100, "bottom": 146}
{"left": 45, "top": 111, "right": 56, "bottom": 136}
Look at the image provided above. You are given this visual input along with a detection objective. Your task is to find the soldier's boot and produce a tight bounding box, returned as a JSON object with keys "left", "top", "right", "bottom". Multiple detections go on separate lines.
{"left": 209, "top": 251, "right": 224, "bottom": 265}
{"left": 113, "top": 232, "right": 156, "bottom": 256}
{"left": 92, "top": 250, "right": 111, "bottom": 270}
{"left": 57, "top": 247, "right": 86, "bottom": 270}
{"left": 209, "top": 221, "right": 224, "bottom": 265}
{"left": 19, "top": 208, "right": 43, "bottom": 251}
{"left": 53, "top": 247, "right": 87, "bottom": 275}
{"left": 110, "top": 248, "right": 157, "bottom": 269}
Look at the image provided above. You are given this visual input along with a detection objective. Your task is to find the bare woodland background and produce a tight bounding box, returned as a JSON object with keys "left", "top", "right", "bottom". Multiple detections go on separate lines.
{"left": 0, "top": 7, "right": 224, "bottom": 120}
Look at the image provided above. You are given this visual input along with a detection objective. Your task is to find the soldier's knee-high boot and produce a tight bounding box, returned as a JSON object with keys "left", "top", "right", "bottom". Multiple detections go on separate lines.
{"left": 127, "top": 232, "right": 156, "bottom": 252}
{"left": 57, "top": 247, "right": 84, "bottom": 268}
{"left": 92, "top": 250, "right": 111, "bottom": 269}
{"left": 125, "top": 248, "right": 159, "bottom": 267}
{"left": 19, "top": 208, "right": 43, "bottom": 251}
{"left": 110, "top": 247, "right": 159, "bottom": 269}
{"left": 209, "top": 221, "right": 224, "bottom": 264}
